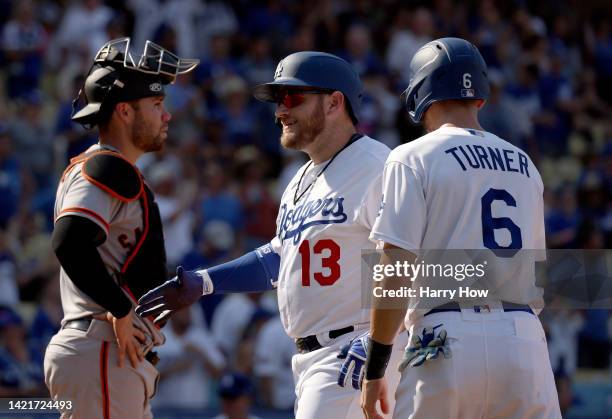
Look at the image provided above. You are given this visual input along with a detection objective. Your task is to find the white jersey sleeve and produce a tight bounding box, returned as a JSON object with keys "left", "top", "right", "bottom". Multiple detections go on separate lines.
{"left": 369, "top": 160, "right": 426, "bottom": 251}
{"left": 356, "top": 170, "right": 385, "bottom": 231}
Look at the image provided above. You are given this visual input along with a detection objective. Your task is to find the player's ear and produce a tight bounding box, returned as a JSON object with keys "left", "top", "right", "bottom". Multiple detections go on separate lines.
{"left": 115, "top": 102, "right": 133, "bottom": 124}
{"left": 326, "top": 91, "right": 345, "bottom": 116}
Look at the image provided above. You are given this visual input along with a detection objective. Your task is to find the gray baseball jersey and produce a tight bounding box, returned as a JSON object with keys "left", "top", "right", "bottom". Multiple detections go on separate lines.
{"left": 54, "top": 144, "right": 145, "bottom": 324}
{"left": 45, "top": 143, "right": 159, "bottom": 419}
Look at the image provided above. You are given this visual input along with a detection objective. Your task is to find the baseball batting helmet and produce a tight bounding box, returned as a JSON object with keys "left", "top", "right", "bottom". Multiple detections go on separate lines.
{"left": 403, "top": 37, "right": 489, "bottom": 123}
{"left": 253, "top": 51, "right": 363, "bottom": 123}
{"left": 71, "top": 37, "right": 199, "bottom": 129}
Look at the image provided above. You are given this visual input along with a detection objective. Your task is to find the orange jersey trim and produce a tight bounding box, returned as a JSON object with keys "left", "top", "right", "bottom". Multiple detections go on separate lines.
{"left": 57, "top": 207, "right": 110, "bottom": 233}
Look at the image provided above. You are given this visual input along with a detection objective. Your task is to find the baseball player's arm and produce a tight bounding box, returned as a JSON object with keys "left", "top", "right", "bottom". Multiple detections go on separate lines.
{"left": 136, "top": 242, "right": 280, "bottom": 322}
{"left": 53, "top": 215, "right": 146, "bottom": 368}
{"left": 52, "top": 215, "right": 133, "bottom": 318}
{"left": 361, "top": 245, "right": 413, "bottom": 419}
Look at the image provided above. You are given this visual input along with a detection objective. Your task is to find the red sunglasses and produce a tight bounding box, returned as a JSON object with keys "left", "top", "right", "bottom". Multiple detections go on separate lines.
{"left": 276, "top": 89, "right": 332, "bottom": 108}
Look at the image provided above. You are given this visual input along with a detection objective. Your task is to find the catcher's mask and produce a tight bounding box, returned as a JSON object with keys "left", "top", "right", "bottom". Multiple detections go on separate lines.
{"left": 71, "top": 37, "right": 199, "bottom": 129}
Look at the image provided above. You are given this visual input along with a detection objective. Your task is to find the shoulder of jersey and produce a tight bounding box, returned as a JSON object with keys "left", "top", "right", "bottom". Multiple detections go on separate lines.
{"left": 388, "top": 129, "right": 448, "bottom": 162}
{"left": 352, "top": 135, "right": 390, "bottom": 165}
{"left": 81, "top": 152, "right": 143, "bottom": 202}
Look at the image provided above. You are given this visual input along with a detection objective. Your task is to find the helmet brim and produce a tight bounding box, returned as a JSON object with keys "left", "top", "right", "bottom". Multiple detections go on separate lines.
{"left": 71, "top": 102, "right": 102, "bottom": 122}
{"left": 252, "top": 77, "right": 311, "bottom": 102}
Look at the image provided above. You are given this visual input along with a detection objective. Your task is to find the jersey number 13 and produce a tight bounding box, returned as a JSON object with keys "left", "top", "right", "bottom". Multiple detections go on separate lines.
{"left": 298, "top": 239, "right": 341, "bottom": 286}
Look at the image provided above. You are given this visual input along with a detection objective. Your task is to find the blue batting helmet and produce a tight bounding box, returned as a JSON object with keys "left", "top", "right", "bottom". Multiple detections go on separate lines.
{"left": 403, "top": 37, "right": 490, "bottom": 123}
{"left": 253, "top": 51, "right": 363, "bottom": 123}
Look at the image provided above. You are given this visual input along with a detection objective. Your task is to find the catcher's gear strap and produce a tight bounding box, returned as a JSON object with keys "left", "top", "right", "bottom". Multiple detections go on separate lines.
{"left": 52, "top": 215, "right": 133, "bottom": 319}
{"left": 199, "top": 243, "right": 279, "bottom": 293}
{"left": 81, "top": 151, "right": 143, "bottom": 202}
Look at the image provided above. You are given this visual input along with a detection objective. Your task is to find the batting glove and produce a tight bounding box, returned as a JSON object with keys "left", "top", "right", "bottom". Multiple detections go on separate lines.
{"left": 398, "top": 324, "right": 451, "bottom": 371}
{"left": 135, "top": 266, "right": 213, "bottom": 324}
{"left": 337, "top": 332, "right": 369, "bottom": 390}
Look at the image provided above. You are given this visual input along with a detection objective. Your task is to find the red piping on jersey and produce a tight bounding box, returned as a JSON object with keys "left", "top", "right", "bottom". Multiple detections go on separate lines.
{"left": 100, "top": 342, "right": 110, "bottom": 419}
{"left": 119, "top": 180, "right": 148, "bottom": 304}
{"left": 57, "top": 207, "right": 110, "bottom": 233}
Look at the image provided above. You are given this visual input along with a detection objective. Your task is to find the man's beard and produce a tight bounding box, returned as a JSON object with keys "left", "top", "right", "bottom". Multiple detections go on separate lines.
{"left": 280, "top": 99, "right": 325, "bottom": 151}
{"left": 132, "top": 116, "right": 165, "bottom": 152}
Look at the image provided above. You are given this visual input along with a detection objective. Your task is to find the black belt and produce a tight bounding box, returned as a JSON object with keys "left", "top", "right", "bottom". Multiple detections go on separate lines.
{"left": 424, "top": 301, "right": 534, "bottom": 317}
{"left": 295, "top": 326, "right": 355, "bottom": 353}
{"left": 63, "top": 317, "right": 160, "bottom": 366}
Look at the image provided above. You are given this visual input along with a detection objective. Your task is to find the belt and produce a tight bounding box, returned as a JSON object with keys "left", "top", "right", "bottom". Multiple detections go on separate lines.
{"left": 424, "top": 301, "right": 534, "bottom": 317}
{"left": 63, "top": 317, "right": 160, "bottom": 366}
{"left": 295, "top": 326, "right": 355, "bottom": 353}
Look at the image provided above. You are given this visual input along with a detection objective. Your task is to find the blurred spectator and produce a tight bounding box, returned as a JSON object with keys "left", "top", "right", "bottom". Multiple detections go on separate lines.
{"left": 234, "top": 147, "right": 277, "bottom": 250}
{"left": 212, "top": 293, "right": 261, "bottom": 361}
{"left": 544, "top": 310, "right": 584, "bottom": 375}
{"left": 577, "top": 310, "right": 611, "bottom": 370}
{"left": 164, "top": 70, "right": 204, "bottom": 144}
{"left": 0, "top": 126, "right": 33, "bottom": 230}
{"left": 8, "top": 91, "right": 54, "bottom": 192}
{"left": 1, "top": 0, "right": 47, "bottom": 98}
{"left": 49, "top": 0, "right": 113, "bottom": 68}
{"left": 504, "top": 61, "right": 541, "bottom": 149}
{"left": 253, "top": 316, "right": 296, "bottom": 411}
{"left": 554, "top": 370, "right": 574, "bottom": 416}
{"left": 479, "top": 70, "right": 518, "bottom": 145}
{"left": 28, "top": 275, "right": 61, "bottom": 361}
{"left": 0, "top": 306, "right": 46, "bottom": 397}
{"left": 200, "top": 163, "right": 244, "bottom": 235}
{"left": 14, "top": 211, "right": 56, "bottom": 294}
{"left": 240, "top": 36, "right": 275, "bottom": 87}
{"left": 193, "top": 1, "right": 238, "bottom": 58}
{"left": 154, "top": 306, "right": 225, "bottom": 409}
{"left": 338, "top": 23, "right": 384, "bottom": 77}
{"left": 194, "top": 32, "right": 241, "bottom": 106}
{"left": 181, "top": 221, "right": 234, "bottom": 326}
{"left": 359, "top": 69, "right": 401, "bottom": 148}
{"left": 212, "top": 76, "right": 259, "bottom": 148}
{"left": 386, "top": 7, "right": 434, "bottom": 84}
{"left": 244, "top": 0, "right": 292, "bottom": 42}
{"left": 213, "top": 372, "right": 261, "bottom": 419}
{"left": 128, "top": 0, "right": 199, "bottom": 58}
{"left": 149, "top": 161, "right": 196, "bottom": 268}
{"left": 0, "top": 229, "right": 18, "bottom": 307}
{"left": 546, "top": 185, "right": 581, "bottom": 248}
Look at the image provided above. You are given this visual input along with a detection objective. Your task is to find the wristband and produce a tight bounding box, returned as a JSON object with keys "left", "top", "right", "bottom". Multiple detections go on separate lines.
{"left": 365, "top": 338, "right": 393, "bottom": 380}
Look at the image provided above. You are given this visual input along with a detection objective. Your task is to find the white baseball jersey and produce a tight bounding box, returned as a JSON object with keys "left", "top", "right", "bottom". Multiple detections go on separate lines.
{"left": 271, "top": 135, "right": 390, "bottom": 338}
{"left": 370, "top": 126, "right": 546, "bottom": 327}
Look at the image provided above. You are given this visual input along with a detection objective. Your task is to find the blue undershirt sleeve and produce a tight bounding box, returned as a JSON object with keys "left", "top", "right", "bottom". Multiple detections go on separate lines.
{"left": 198, "top": 243, "right": 280, "bottom": 293}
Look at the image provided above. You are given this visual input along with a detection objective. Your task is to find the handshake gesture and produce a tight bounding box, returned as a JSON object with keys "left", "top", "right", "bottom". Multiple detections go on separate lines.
{"left": 136, "top": 267, "right": 211, "bottom": 324}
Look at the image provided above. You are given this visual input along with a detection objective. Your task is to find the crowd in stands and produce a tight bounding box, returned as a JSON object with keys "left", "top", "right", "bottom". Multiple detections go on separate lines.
{"left": 0, "top": 0, "right": 610, "bottom": 416}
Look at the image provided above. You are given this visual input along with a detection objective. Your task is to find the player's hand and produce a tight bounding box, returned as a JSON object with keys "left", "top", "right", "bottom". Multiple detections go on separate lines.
{"left": 398, "top": 325, "right": 451, "bottom": 371}
{"left": 135, "top": 266, "right": 211, "bottom": 324}
{"left": 361, "top": 377, "right": 389, "bottom": 419}
{"left": 99, "top": 312, "right": 146, "bottom": 368}
{"left": 337, "top": 332, "right": 368, "bottom": 390}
